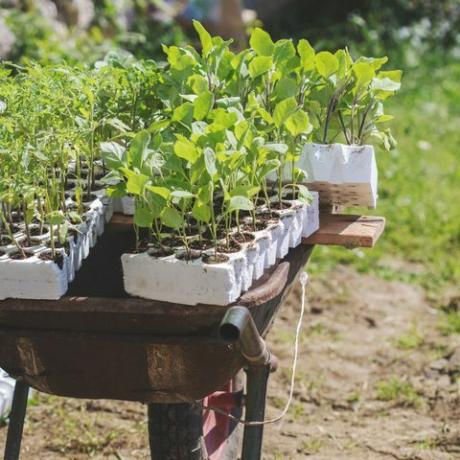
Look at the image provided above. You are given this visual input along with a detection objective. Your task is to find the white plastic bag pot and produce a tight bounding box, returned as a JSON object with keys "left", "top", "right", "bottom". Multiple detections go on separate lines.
{"left": 122, "top": 193, "right": 319, "bottom": 306}
{"left": 297, "top": 143, "right": 378, "bottom": 208}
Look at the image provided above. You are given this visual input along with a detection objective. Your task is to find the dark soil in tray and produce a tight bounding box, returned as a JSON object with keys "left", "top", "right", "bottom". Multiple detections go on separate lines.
{"left": 38, "top": 250, "right": 65, "bottom": 269}
{"left": 0, "top": 235, "right": 12, "bottom": 246}
{"left": 147, "top": 246, "right": 174, "bottom": 258}
{"left": 189, "top": 238, "right": 214, "bottom": 251}
{"left": 175, "top": 250, "right": 202, "bottom": 261}
{"left": 202, "top": 253, "right": 229, "bottom": 264}
{"left": 216, "top": 240, "right": 242, "bottom": 254}
{"left": 30, "top": 226, "right": 49, "bottom": 237}
{"left": 9, "top": 250, "right": 34, "bottom": 260}
{"left": 231, "top": 232, "right": 255, "bottom": 244}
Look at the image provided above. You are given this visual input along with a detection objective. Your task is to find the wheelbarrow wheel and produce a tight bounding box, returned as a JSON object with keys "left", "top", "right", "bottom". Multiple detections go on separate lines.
{"left": 148, "top": 402, "right": 206, "bottom": 460}
{"left": 148, "top": 374, "right": 243, "bottom": 460}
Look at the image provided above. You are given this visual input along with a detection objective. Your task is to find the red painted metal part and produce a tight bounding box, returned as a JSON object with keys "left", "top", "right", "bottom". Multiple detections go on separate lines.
{"left": 203, "top": 381, "right": 241, "bottom": 460}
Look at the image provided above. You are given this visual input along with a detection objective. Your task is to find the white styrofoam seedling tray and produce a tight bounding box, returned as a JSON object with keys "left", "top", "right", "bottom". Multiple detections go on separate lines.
{"left": 0, "top": 196, "right": 111, "bottom": 300}
{"left": 297, "top": 143, "right": 378, "bottom": 208}
{"left": 122, "top": 193, "right": 319, "bottom": 306}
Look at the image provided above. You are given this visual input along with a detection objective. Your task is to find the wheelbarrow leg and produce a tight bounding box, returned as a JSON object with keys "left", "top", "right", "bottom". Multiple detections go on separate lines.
{"left": 4, "top": 380, "right": 29, "bottom": 460}
{"left": 241, "top": 364, "right": 271, "bottom": 460}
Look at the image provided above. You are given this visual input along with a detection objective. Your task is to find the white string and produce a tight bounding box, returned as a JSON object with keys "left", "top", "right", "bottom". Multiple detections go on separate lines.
{"left": 199, "top": 271, "right": 309, "bottom": 426}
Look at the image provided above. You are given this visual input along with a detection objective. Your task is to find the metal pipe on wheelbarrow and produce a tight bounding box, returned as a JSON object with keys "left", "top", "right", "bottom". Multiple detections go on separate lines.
{"left": 219, "top": 306, "right": 271, "bottom": 366}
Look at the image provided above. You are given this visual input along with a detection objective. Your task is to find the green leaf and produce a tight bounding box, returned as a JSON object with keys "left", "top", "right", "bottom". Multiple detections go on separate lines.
{"left": 273, "top": 97, "right": 297, "bottom": 129}
{"left": 123, "top": 170, "right": 149, "bottom": 196}
{"left": 228, "top": 196, "right": 254, "bottom": 213}
{"left": 371, "top": 77, "right": 401, "bottom": 92}
{"left": 173, "top": 102, "right": 194, "bottom": 123}
{"left": 204, "top": 147, "right": 218, "bottom": 177}
{"left": 250, "top": 28, "right": 274, "bottom": 56}
{"left": 188, "top": 74, "right": 209, "bottom": 94}
{"left": 273, "top": 39, "right": 296, "bottom": 65}
{"left": 174, "top": 136, "right": 200, "bottom": 164}
{"left": 47, "top": 210, "right": 65, "bottom": 226}
{"left": 274, "top": 77, "right": 298, "bottom": 100}
{"left": 192, "top": 200, "right": 211, "bottom": 223}
{"left": 248, "top": 56, "right": 272, "bottom": 79}
{"left": 193, "top": 20, "right": 213, "bottom": 57}
{"left": 316, "top": 51, "right": 339, "bottom": 78}
{"left": 353, "top": 62, "right": 375, "bottom": 89}
{"left": 193, "top": 90, "right": 213, "bottom": 121}
{"left": 161, "top": 207, "right": 183, "bottom": 229}
{"left": 129, "top": 130, "right": 151, "bottom": 169}
{"left": 297, "top": 39, "right": 315, "bottom": 71}
{"left": 285, "top": 110, "right": 310, "bottom": 137}
{"left": 171, "top": 190, "right": 195, "bottom": 199}
{"left": 100, "top": 141, "right": 126, "bottom": 169}
{"left": 145, "top": 185, "right": 171, "bottom": 200}
{"left": 134, "top": 202, "right": 154, "bottom": 228}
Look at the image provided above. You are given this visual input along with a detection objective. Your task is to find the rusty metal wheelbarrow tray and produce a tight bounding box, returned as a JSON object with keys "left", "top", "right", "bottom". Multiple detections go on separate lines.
{"left": 0, "top": 222, "right": 314, "bottom": 404}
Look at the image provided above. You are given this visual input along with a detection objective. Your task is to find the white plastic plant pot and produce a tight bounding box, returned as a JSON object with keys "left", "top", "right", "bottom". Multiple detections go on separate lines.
{"left": 0, "top": 369, "right": 15, "bottom": 420}
{"left": 122, "top": 194, "right": 320, "bottom": 306}
{"left": 296, "top": 143, "right": 378, "bottom": 208}
{"left": 0, "top": 248, "right": 69, "bottom": 300}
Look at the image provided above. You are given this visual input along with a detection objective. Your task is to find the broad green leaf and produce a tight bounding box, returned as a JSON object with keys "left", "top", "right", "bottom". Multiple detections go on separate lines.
{"left": 47, "top": 210, "right": 65, "bottom": 226}
{"left": 264, "top": 143, "right": 288, "bottom": 154}
{"left": 371, "top": 77, "right": 401, "bottom": 92}
{"left": 211, "top": 109, "right": 238, "bottom": 129}
{"left": 285, "top": 110, "right": 310, "bottom": 137}
{"left": 193, "top": 20, "right": 213, "bottom": 56}
{"left": 274, "top": 77, "right": 298, "bottom": 100}
{"left": 248, "top": 56, "right": 272, "bottom": 79}
{"left": 100, "top": 141, "right": 126, "bottom": 168}
{"left": 188, "top": 74, "right": 209, "bottom": 94}
{"left": 193, "top": 90, "right": 213, "bottom": 120}
{"left": 174, "top": 136, "right": 200, "bottom": 164}
{"left": 249, "top": 28, "right": 274, "bottom": 56}
{"left": 134, "top": 202, "right": 154, "bottom": 228}
{"left": 273, "top": 39, "right": 296, "bottom": 65}
{"left": 204, "top": 147, "right": 218, "bottom": 177}
{"left": 129, "top": 130, "right": 151, "bottom": 169}
{"left": 122, "top": 170, "right": 149, "bottom": 196}
{"left": 173, "top": 102, "right": 194, "bottom": 123}
{"left": 378, "top": 70, "right": 403, "bottom": 83}
{"left": 192, "top": 200, "right": 211, "bottom": 223}
{"left": 171, "top": 190, "right": 195, "bottom": 200}
{"left": 353, "top": 62, "right": 375, "bottom": 89}
{"left": 273, "top": 97, "right": 297, "bottom": 129}
{"left": 355, "top": 56, "right": 388, "bottom": 71}
{"left": 161, "top": 206, "right": 183, "bottom": 229}
{"left": 230, "top": 185, "right": 260, "bottom": 198}
{"left": 316, "top": 51, "right": 339, "bottom": 78}
{"left": 375, "top": 114, "right": 394, "bottom": 123}
{"left": 228, "top": 195, "right": 254, "bottom": 213}
{"left": 145, "top": 185, "right": 171, "bottom": 200}
{"left": 298, "top": 39, "right": 315, "bottom": 71}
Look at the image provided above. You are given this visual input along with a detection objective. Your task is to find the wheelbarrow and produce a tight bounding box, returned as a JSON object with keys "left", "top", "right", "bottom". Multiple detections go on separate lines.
{"left": 0, "top": 213, "right": 385, "bottom": 460}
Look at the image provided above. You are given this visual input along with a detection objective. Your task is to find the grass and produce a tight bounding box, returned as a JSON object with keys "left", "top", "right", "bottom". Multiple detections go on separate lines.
{"left": 376, "top": 377, "right": 421, "bottom": 407}
{"left": 439, "top": 311, "right": 460, "bottom": 336}
{"left": 310, "top": 57, "right": 460, "bottom": 293}
{"left": 394, "top": 322, "right": 423, "bottom": 350}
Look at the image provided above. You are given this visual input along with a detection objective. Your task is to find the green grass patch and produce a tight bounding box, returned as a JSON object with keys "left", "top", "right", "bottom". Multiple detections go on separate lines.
{"left": 376, "top": 377, "right": 421, "bottom": 407}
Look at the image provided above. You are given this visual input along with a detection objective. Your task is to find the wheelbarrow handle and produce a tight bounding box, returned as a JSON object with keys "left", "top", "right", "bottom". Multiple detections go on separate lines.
{"left": 219, "top": 306, "right": 274, "bottom": 367}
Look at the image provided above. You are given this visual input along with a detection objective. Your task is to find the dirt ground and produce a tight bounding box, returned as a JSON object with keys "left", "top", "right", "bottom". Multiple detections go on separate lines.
{"left": 1, "top": 265, "right": 459, "bottom": 459}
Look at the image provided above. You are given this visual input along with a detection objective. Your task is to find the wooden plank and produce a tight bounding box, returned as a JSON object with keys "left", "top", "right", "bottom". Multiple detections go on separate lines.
{"left": 110, "top": 213, "right": 133, "bottom": 225}
{"left": 112, "top": 212, "right": 385, "bottom": 248}
{"left": 303, "top": 214, "right": 385, "bottom": 248}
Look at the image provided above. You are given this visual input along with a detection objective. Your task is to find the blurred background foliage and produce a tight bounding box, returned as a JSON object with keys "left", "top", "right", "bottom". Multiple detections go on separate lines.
{"left": 0, "top": 0, "right": 459, "bottom": 292}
